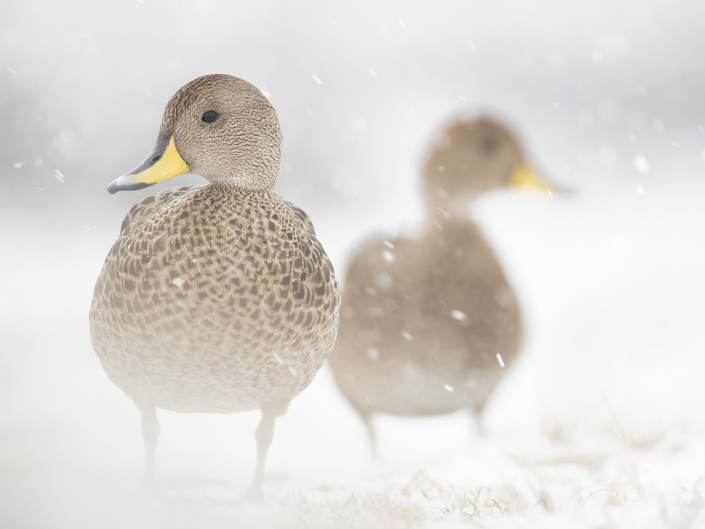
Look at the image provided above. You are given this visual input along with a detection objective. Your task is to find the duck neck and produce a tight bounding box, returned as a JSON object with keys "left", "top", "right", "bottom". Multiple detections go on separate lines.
{"left": 426, "top": 196, "right": 476, "bottom": 228}
{"left": 205, "top": 174, "right": 277, "bottom": 194}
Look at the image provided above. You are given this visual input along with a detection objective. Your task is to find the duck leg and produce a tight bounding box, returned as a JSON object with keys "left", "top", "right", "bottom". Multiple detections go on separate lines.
{"left": 139, "top": 404, "right": 160, "bottom": 488}
{"left": 244, "top": 401, "right": 289, "bottom": 502}
{"left": 467, "top": 407, "right": 485, "bottom": 437}
{"left": 358, "top": 411, "right": 378, "bottom": 460}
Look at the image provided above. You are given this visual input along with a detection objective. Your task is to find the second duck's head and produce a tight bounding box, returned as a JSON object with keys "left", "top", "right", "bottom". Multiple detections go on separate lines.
{"left": 423, "top": 116, "right": 555, "bottom": 220}
{"left": 108, "top": 74, "right": 282, "bottom": 194}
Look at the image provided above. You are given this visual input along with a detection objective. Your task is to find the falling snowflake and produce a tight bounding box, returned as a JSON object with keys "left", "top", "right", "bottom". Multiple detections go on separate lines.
{"left": 451, "top": 310, "right": 467, "bottom": 321}
{"left": 634, "top": 154, "right": 649, "bottom": 173}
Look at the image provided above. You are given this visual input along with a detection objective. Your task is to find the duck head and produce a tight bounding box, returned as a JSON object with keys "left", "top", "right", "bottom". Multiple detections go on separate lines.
{"left": 108, "top": 74, "right": 282, "bottom": 194}
{"left": 423, "top": 117, "right": 557, "bottom": 221}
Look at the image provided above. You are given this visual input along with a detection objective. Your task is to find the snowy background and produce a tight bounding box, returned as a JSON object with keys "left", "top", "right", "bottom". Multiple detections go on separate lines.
{"left": 2, "top": 0, "right": 705, "bottom": 527}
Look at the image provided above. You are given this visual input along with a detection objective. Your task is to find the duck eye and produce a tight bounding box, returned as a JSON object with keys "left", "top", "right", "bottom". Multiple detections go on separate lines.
{"left": 202, "top": 111, "right": 218, "bottom": 123}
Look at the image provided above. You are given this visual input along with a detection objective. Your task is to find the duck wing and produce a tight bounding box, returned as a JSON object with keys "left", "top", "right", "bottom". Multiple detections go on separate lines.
{"left": 285, "top": 201, "right": 316, "bottom": 236}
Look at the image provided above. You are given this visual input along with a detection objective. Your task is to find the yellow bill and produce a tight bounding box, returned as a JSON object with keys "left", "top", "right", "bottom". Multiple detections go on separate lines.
{"left": 108, "top": 136, "right": 189, "bottom": 194}
{"left": 510, "top": 163, "right": 556, "bottom": 192}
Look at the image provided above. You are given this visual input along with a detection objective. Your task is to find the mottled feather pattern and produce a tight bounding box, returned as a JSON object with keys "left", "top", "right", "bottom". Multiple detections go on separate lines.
{"left": 120, "top": 186, "right": 194, "bottom": 234}
{"left": 90, "top": 184, "right": 340, "bottom": 413}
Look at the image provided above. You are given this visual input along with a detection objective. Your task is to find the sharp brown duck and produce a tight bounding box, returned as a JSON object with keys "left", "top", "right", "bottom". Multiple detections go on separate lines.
{"left": 328, "top": 116, "right": 556, "bottom": 453}
{"left": 89, "top": 74, "right": 340, "bottom": 500}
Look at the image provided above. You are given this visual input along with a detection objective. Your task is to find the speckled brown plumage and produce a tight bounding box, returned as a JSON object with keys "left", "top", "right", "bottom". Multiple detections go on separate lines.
{"left": 91, "top": 186, "right": 338, "bottom": 413}
{"left": 328, "top": 117, "right": 530, "bottom": 444}
{"left": 89, "top": 74, "right": 340, "bottom": 499}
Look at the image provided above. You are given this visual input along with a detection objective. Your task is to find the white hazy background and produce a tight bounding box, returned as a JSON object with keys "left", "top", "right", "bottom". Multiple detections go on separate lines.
{"left": 2, "top": 1, "right": 705, "bottom": 527}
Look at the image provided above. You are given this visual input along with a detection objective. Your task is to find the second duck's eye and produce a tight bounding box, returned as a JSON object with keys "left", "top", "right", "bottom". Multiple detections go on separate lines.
{"left": 480, "top": 137, "right": 500, "bottom": 156}
{"left": 202, "top": 111, "right": 218, "bottom": 123}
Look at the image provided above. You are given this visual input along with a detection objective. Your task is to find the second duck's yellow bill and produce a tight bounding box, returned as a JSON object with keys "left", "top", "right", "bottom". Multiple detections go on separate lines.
{"left": 108, "top": 137, "right": 189, "bottom": 194}
{"left": 510, "top": 163, "right": 555, "bottom": 191}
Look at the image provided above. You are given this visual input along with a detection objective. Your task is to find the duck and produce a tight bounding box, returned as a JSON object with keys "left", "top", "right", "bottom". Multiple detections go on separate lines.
{"left": 89, "top": 74, "right": 340, "bottom": 501}
{"left": 328, "top": 116, "right": 556, "bottom": 454}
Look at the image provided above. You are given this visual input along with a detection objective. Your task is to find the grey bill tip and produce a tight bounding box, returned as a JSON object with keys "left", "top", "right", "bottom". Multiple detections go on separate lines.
{"left": 107, "top": 180, "right": 151, "bottom": 195}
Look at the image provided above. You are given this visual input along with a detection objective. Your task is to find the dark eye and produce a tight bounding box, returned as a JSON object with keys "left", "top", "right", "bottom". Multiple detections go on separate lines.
{"left": 202, "top": 111, "right": 218, "bottom": 123}
{"left": 480, "top": 137, "right": 499, "bottom": 156}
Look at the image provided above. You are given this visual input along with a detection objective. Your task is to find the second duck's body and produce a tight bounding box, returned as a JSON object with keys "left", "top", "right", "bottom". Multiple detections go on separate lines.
{"left": 331, "top": 219, "right": 521, "bottom": 418}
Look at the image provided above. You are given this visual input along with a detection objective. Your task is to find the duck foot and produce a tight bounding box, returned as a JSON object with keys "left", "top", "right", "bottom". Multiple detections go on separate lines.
{"left": 242, "top": 485, "right": 264, "bottom": 503}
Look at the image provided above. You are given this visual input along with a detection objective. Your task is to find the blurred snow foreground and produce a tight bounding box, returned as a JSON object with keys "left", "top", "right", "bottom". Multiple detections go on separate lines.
{"left": 2, "top": 383, "right": 705, "bottom": 529}
{"left": 3, "top": 431, "right": 705, "bottom": 529}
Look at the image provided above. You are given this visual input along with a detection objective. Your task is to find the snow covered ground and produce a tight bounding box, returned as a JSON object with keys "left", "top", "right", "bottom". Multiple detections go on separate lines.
{"left": 2, "top": 176, "right": 705, "bottom": 528}
{"left": 2, "top": 0, "right": 705, "bottom": 527}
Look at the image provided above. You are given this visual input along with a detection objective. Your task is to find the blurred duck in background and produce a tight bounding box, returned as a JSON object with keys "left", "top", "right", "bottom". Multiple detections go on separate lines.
{"left": 328, "top": 116, "right": 558, "bottom": 455}
{"left": 89, "top": 74, "right": 340, "bottom": 501}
